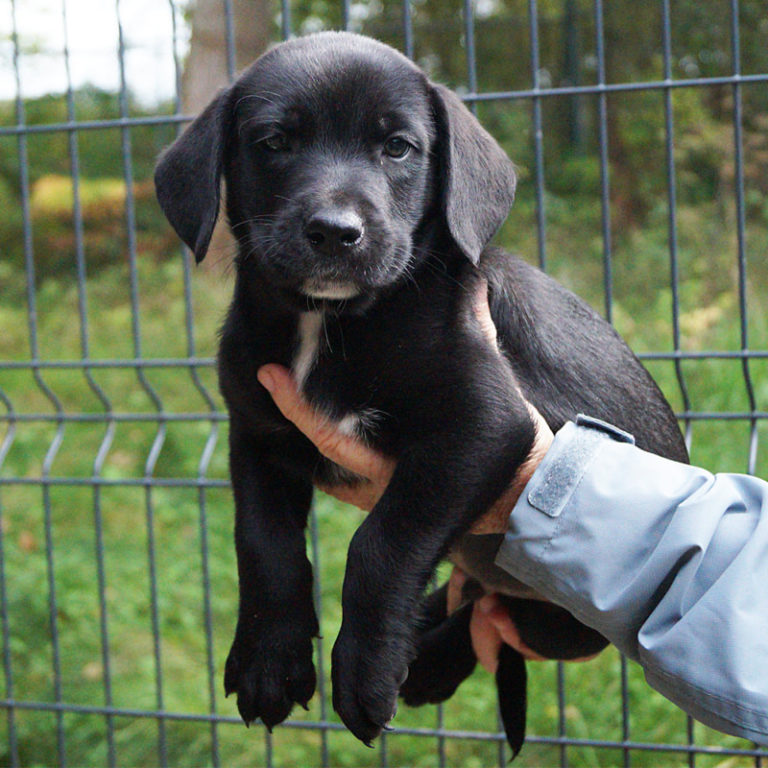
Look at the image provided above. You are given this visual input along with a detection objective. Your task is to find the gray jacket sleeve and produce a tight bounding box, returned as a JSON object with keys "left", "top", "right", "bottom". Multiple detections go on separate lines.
{"left": 495, "top": 415, "right": 768, "bottom": 745}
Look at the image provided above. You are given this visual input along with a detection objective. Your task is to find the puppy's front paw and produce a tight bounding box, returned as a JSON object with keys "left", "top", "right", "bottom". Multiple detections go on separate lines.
{"left": 225, "top": 620, "right": 316, "bottom": 730}
{"left": 331, "top": 626, "right": 409, "bottom": 745}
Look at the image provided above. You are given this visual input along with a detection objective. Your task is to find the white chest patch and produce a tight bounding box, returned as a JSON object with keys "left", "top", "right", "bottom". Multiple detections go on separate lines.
{"left": 292, "top": 314, "right": 383, "bottom": 444}
{"left": 336, "top": 408, "right": 382, "bottom": 441}
{"left": 292, "top": 312, "right": 324, "bottom": 390}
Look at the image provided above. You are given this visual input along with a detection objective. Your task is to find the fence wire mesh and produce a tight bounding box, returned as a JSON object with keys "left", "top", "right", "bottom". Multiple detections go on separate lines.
{"left": 1, "top": 0, "right": 767, "bottom": 766}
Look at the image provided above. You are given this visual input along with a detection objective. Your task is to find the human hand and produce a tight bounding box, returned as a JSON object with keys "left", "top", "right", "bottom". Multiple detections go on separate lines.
{"left": 256, "top": 365, "right": 395, "bottom": 512}
{"left": 447, "top": 568, "right": 600, "bottom": 671}
{"left": 446, "top": 568, "right": 545, "bottom": 669}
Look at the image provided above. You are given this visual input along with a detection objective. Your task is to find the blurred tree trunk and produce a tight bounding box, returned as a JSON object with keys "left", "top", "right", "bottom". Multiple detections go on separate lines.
{"left": 181, "top": 0, "right": 272, "bottom": 263}
{"left": 182, "top": 0, "right": 272, "bottom": 112}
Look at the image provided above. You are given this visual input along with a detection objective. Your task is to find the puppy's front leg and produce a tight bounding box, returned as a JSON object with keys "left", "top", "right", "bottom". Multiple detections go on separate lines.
{"left": 224, "top": 423, "right": 318, "bottom": 730}
{"left": 332, "top": 405, "right": 534, "bottom": 744}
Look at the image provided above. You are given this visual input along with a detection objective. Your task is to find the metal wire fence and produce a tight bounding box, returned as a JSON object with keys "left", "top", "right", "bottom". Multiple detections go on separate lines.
{"left": 1, "top": 0, "right": 767, "bottom": 766}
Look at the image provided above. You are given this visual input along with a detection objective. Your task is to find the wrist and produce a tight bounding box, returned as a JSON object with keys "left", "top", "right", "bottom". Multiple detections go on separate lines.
{"left": 469, "top": 415, "right": 554, "bottom": 535}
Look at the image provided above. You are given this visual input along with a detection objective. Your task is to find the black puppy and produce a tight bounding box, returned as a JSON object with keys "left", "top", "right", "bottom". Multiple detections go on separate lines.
{"left": 155, "top": 32, "right": 687, "bottom": 756}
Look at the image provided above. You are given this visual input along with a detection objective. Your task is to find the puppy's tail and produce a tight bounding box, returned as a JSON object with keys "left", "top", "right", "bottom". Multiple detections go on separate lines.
{"left": 496, "top": 644, "right": 527, "bottom": 761}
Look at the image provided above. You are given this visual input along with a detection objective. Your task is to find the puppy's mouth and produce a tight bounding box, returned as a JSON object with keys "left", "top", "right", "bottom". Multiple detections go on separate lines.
{"left": 292, "top": 280, "right": 372, "bottom": 314}
{"left": 300, "top": 281, "right": 360, "bottom": 300}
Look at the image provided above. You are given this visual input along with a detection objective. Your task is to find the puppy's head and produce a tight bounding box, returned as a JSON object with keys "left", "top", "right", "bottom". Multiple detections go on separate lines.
{"left": 155, "top": 32, "right": 516, "bottom": 311}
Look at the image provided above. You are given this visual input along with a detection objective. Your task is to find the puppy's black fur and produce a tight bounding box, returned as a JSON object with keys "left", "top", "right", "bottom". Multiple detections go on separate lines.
{"left": 155, "top": 32, "right": 688, "bottom": 756}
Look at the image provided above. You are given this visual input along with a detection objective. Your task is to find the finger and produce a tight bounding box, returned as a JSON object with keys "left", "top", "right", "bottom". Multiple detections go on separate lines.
{"left": 477, "top": 595, "right": 547, "bottom": 662}
{"left": 447, "top": 568, "right": 467, "bottom": 615}
{"left": 472, "top": 279, "right": 499, "bottom": 350}
{"left": 316, "top": 482, "right": 380, "bottom": 513}
{"left": 258, "top": 364, "right": 395, "bottom": 483}
{"left": 481, "top": 597, "right": 600, "bottom": 662}
{"left": 470, "top": 603, "right": 502, "bottom": 674}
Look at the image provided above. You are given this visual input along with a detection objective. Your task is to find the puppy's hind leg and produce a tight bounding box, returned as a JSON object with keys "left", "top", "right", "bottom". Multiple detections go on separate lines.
{"left": 499, "top": 596, "right": 609, "bottom": 660}
{"left": 400, "top": 584, "right": 477, "bottom": 706}
{"left": 401, "top": 585, "right": 528, "bottom": 760}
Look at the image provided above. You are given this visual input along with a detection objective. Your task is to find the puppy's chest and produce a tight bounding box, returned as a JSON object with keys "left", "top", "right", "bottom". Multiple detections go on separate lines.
{"left": 290, "top": 310, "right": 406, "bottom": 445}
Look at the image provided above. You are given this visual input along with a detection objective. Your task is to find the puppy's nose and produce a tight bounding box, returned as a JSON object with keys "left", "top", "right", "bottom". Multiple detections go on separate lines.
{"left": 305, "top": 209, "right": 364, "bottom": 253}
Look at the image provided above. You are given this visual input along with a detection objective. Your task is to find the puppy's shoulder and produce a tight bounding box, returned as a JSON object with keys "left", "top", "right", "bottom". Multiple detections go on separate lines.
{"left": 479, "top": 245, "right": 609, "bottom": 335}
{"left": 480, "top": 246, "right": 568, "bottom": 306}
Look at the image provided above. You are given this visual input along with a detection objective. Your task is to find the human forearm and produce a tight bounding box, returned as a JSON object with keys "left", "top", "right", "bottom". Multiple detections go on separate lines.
{"left": 496, "top": 415, "right": 768, "bottom": 744}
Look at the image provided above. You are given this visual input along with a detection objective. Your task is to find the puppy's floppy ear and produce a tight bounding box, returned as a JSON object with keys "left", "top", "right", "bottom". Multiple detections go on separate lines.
{"left": 154, "top": 89, "right": 232, "bottom": 263}
{"left": 430, "top": 84, "right": 517, "bottom": 264}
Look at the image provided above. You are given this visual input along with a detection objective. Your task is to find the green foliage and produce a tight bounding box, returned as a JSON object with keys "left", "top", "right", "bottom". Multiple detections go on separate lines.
{"left": 546, "top": 153, "right": 603, "bottom": 196}
{"left": 24, "top": 173, "right": 173, "bottom": 275}
{"left": 0, "top": 86, "right": 179, "bottom": 275}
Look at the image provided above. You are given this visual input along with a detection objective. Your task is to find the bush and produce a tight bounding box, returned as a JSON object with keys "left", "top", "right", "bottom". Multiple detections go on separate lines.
{"left": 25, "top": 174, "right": 175, "bottom": 275}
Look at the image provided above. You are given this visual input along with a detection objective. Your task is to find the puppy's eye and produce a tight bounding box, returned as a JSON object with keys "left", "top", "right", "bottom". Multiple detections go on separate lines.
{"left": 261, "top": 133, "right": 290, "bottom": 152}
{"left": 383, "top": 136, "right": 411, "bottom": 159}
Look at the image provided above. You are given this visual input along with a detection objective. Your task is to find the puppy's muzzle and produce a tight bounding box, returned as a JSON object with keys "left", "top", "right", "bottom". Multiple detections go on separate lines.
{"left": 305, "top": 207, "right": 365, "bottom": 256}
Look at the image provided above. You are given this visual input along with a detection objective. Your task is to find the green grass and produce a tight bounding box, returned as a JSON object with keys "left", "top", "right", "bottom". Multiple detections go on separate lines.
{"left": 1, "top": 191, "right": 766, "bottom": 767}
